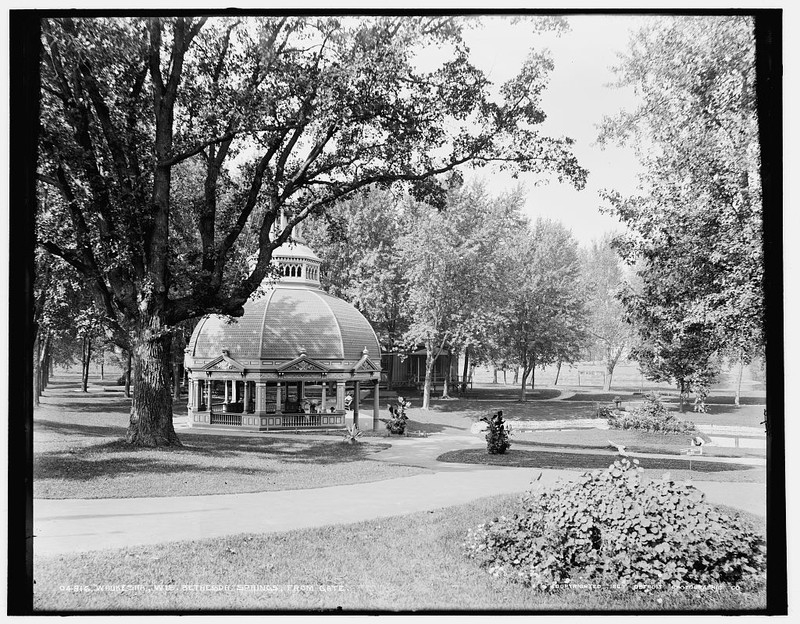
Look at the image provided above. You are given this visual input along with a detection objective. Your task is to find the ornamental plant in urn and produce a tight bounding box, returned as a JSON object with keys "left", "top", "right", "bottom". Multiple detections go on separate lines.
{"left": 386, "top": 397, "right": 411, "bottom": 435}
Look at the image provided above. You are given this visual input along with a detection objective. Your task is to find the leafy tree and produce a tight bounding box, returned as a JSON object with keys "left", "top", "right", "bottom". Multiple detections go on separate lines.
{"left": 580, "top": 233, "right": 634, "bottom": 390}
{"left": 598, "top": 16, "right": 763, "bottom": 403}
{"left": 304, "top": 186, "right": 410, "bottom": 379}
{"left": 400, "top": 182, "right": 525, "bottom": 408}
{"left": 37, "top": 16, "right": 586, "bottom": 445}
{"left": 497, "top": 218, "right": 589, "bottom": 402}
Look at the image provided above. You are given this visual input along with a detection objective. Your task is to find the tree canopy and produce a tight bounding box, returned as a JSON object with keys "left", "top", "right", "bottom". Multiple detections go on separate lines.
{"left": 598, "top": 15, "right": 763, "bottom": 396}
{"left": 37, "top": 16, "right": 586, "bottom": 444}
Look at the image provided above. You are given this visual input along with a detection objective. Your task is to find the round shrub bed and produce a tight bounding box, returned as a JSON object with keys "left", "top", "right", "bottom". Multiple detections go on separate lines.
{"left": 464, "top": 456, "right": 766, "bottom": 592}
{"left": 607, "top": 393, "right": 697, "bottom": 434}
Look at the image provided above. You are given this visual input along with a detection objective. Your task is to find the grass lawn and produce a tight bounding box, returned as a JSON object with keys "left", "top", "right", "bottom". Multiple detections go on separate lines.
{"left": 34, "top": 377, "right": 429, "bottom": 499}
{"left": 436, "top": 449, "right": 763, "bottom": 483}
{"left": 33, "top": 493, "right": 766, "bottom": 613}
{"left": 34, "top": 429, "right": 427, "bottom": 499}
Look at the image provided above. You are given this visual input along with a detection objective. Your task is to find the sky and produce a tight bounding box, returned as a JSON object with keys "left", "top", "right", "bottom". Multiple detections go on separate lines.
{"left": 458, "top": 15, "right": 648, "bottom": 244}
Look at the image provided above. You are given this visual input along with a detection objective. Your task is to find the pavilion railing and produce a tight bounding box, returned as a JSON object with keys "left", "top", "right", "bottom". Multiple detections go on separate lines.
{"left": 280, "top": 414, "right": 322, "bottom": 427}
{"left": 209, "top": 407, "right": 242, "bottom": 426}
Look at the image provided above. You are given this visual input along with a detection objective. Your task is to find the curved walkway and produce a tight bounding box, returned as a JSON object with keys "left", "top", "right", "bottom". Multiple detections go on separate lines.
{"left": 33, "top": 432, "right": 766, "bottom": 557}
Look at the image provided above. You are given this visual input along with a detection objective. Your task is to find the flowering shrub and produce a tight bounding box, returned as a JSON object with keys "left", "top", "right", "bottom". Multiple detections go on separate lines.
{"left": 464, "top": 457, "right": 765, "bottom": 592}
{"left": 481, "top": 410, "right": 511, "bottom": 454}
{"left": 608, "top": 393, "right": 696, "bottom": 434}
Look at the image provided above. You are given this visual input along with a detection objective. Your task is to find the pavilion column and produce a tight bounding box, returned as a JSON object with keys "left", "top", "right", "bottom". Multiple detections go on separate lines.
{"left": 193, "top": 380, "right": 202, "bottom": 409}
{"left": 373, "top": 379, "right": 380, "bottom": 429}
{"left": 354, "top": 381, "right": 360, "bottom": 427}
{"left": 244, "top": 380, "right": 251, "bottom": 413}
{"left": 255, "top": 382, "right": 267, "bottom": 415}
{"left": 276, "top": 382, "right": 283, "bottom": 414}
{"left": 321, "top": 382, "right": 327, "bottom": 413}
{"left": 336, "top": 381, "right": 345, "bottom": 410}
{"left": 224, "top": 380, "right": 229, "bottom": 402}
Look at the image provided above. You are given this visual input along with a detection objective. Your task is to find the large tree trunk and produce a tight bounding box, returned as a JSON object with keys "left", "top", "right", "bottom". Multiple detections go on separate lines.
{"left": 492, "top": 368, "right": 498, "bottom": 384}
{"left": 126, "top": 317, "right": 182, "bottom": 447}
{"left": 513, "top": 367, "right": 519, "bottom": 384}
{"left": 100, "top": 348, "right": 105, "bottom": 380}
{"left": 553, "top": 360, "right": 562, "bottom": 386}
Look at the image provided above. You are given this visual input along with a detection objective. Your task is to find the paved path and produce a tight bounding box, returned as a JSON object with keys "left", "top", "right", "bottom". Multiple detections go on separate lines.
{"left": 34, "top": 431, "right": 767, "bottom": 557}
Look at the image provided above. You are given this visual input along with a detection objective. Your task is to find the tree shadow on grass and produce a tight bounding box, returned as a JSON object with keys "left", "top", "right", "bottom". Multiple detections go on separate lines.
{"left": 402, "top": 420, "right": 466, "bottom": 434}
{"left": 34, "top": 452, "right": 266, "bottom": 483}
{"left": 35, "top": 419, "right": 127, "bottom": 438}
{"left": 436, "top": 448, "right": 755, "bottom": 473}
{"left": 42, "top": 400, "right": 132, "bottom": 414}
{"left": 34, "top": 428, "right": 391, "bottom": 483}
{"left": 433, "top": 388, "right": 563, "bottom": 405}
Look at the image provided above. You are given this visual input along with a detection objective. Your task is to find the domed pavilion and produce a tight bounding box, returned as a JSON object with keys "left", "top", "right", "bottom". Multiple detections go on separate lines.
{"left": 184, "top": 235, "right": 382, "bottom": 431}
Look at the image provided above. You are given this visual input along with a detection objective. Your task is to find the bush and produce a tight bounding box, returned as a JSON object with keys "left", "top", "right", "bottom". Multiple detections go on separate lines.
{"left": 464, "top": 456, "right": 766, "bottom": 592}
{"left": 481, "top": 410, "right": 511, "bottom": 454}
{"left": 385, "top": 397, "right": 410, "bottom": 434}
{"left": 608, "top": 393, "right": 696, "bottom": 434}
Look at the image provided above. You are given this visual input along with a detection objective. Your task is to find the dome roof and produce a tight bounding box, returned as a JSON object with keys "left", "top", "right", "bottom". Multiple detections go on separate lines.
{"left": 187, "top": 285, "right": 381, "bottom": 363}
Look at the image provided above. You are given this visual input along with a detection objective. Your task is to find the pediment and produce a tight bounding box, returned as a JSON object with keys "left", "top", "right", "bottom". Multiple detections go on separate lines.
{"left": 277, "top": 354, "right": 330, "bottom": 374}
{"left": 201, "top": 352, "right": 246, "bottom": 373}
{"left": 352, "top": 354, "right": 379, "bottom": 373}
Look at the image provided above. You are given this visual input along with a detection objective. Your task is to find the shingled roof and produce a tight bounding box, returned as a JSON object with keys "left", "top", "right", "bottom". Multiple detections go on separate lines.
{"left": 187, "top": 285, "right": 381, "bottom": 363}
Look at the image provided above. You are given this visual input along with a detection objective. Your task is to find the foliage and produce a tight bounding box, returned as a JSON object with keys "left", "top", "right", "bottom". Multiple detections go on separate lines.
{"left": 400, "top": 182, "right": 528, "bottom": 407}
{"left": 595, "top": 405, "right": 616, "bottom": 420}
{"left": 630, "top": 331, "right": 721, "bottom": 408}
{"left": 580, "top": 234, "right": 634, "bottom": 390}
{"left": 607, "top": 393, "right": 696, "bottom": 434}
{"left": 304, "top": 187, "right": 410, "bottom": 354}
{"left": 494, "top": 218, "right": 590, "bottom": 401}
{"left": 464, "top": 455, "right": 766, "bottom": 591}
{"left": 480, "top": 410, "right": 511, "bottom": 454}
{"left": 342, "top": 424, "right": 363, "bottom": 444}
{"left": 37, "top": 16, "right": 586, "bottom": 444}
{"left": 385, "top": 397, "right": 411, "bottom": 434}
{"left": 598, "top": 16, "right": 763, "bottom": 398}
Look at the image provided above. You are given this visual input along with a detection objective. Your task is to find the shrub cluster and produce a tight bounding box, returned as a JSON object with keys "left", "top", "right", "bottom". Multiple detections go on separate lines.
{"left": 481, "top": 410, "right": 511, "bottom": 454}
{"left": 608, "top": 393, "right": 696, "bottom": 434}
{"left": 464, "top": 457, "right": 765, "bottom": 592}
